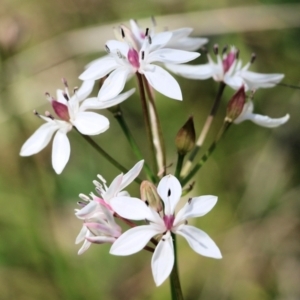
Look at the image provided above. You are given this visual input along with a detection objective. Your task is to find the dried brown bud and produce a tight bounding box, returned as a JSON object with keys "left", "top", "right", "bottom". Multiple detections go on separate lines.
{"left": 175, "top": 116, "right": 196, "bottom": 155}
{"left": 140, "top": 181, "right": 162, "bottom": 212}
{"left": 226, "top": 86, "right": 246, "bottom": 122}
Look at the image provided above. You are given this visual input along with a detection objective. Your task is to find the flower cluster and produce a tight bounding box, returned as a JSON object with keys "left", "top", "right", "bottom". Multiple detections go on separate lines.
{"left": 19, "top": 16, "right": 291, "bottom": 293}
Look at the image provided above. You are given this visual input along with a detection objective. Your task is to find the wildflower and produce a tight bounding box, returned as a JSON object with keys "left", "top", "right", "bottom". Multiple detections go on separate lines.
{"left": 20, "top": 80, "right": 134, "bottom": 174}
{"left": 79, "top": 29, "right": 200, "bottom": 101}
{"left": 110, "top": 175, "right": 221, "bottom": 286}
{"left": 166, "top": 46, "right": 284, "bottom": 91}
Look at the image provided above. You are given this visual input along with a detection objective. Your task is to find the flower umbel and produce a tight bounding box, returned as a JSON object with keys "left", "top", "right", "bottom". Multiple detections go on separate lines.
{"left": 110, "top": 175, "right": 221, "bottom": 286}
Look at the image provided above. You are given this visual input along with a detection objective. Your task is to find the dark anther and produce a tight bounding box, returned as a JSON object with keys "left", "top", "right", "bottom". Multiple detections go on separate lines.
{"left": 145, "top": 200, "right": 149, "bottom": 206}
{"left": 184, "top": 220, "right": 188, "bottom": 225}
{"left": 250, "top": 53, "right": 256, "bottom": 64}
{"left": 167, "top": 189, "right": 171, "bottom": 197}
{"left": 213, "top": 44, "right": 219, "bottom": 55}
{"left": 73, "top": 87, "right": 78, "bottom": 94}
{"left": 222, "top": 45, "right": 228, "bottom": 54}
{"left": 63, "top": 92, "right": 69, "bottom": 101}
{"left": 188, "top": 197, "right": 192, "bottom": 204}
{"left": 235, "top": 49, "right": 240, "bottom": 59}
{"left": 121, "top": 28, "right": 125, "bottom": 38}
{"left": 33, "top": 110, "right": 40, "bottom": 118}
{"left": 141, "top": 51, "right": 145, "bottom": 60}
{"left": 148, "top": 35, "right": 152, "bottom": 44}
{"left": 105, "top": 45, "right": 110, "bottom": 53}
{"left": 45, "top": 111, "right": 54, "bottom": 120}
{"left": 201, "top": 46, "right": 208, "bottom": 54}
{"left": 145, "top": 28, "right": 149, "bottom": 37}
{"left": 162, "top": 237, "right": 165, "bottom": 241}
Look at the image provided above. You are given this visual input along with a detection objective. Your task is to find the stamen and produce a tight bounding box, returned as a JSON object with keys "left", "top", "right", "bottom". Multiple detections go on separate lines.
{"left": 222, "top": 45, "right": 228, "bottom": 54}
{"left": 213, "top": 44, "right": 219, "bottom": 55}
{"left": 148, "top": 35, "right": 152, "bottom": 44}
{"left": 184, "top": 220, "right": 188, "bottom": 225}
{"left": 141, "top": 51, "right": 145, "bottom": 60}
{"left": 62, "top": 78, "right": 68, "bottom": 88}
{"left": 63, "top": 92, "right": 69, "bottom": 101}
{"left": 105, "top": 45, "right": 110, "bottom": 53}
{"left": 117, "top": 49, "right": 123, "bottom": 59}
{"left": 167, "top": 189, "right": 171, "bottom": 197}
{"left": 201, "top": 46, "right": 208, "bottom": 54}
{"left": 121, "top": 28, "right": 125, "bottom": 38}
{"left": 145, "top": 200, "right": 149, "bottom": 206}
{"left": 45, "top": 111, "right": 54, "bottom": 120}
{"left": 235, "top": 49, "right": 240, "bottom": 59}
{"left": 145, "top": 28, "right": 149, "bottom": 37}
{"left": 188, "top": 197, "right": 192, "bottom": 204}
{"left": 45, "top": 92, "right": 52, "bottom": 101}
{"left": 73, "top": 87, "right": 78, "bottom": 95}
{"left": 250, "top": 53, "right": 256, "bottom": 64}
{"left": 33, "top": 110, "right": 41, "bottom": 118}
{"left": 151, "top": 16, "right": 156, "bottom": 27}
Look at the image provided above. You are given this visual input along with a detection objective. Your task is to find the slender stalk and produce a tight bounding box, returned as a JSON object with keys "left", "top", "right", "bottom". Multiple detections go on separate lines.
{"left": 181, "top": 82, "right": 226, "bottom": 176}
{"left": 170, "top": 234, "right": 184, "bottom": 300}
{"left": 76, "top": 129, "right": 142, "bottom": 185}
{"left": 175, "top": 153, "right": 185, "bottom": 179}
{"left": 181, "top": 121, "right": 231, "bottom": 186}
{"left": 136, "top": 73, "right": 158, "bottom": 174}
{"left": 143, "top": 75, "right": 167, "bottom": 176}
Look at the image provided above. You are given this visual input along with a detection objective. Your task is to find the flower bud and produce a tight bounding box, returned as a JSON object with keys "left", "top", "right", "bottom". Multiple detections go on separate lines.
{"left": 140, "top": 181, "right": 162, "bottom": 212}
{"left": 175, "top": 116, "right": 195, "bottom": 155}
{"left": 226, "top": 86, "right": 246, "bottom": 122}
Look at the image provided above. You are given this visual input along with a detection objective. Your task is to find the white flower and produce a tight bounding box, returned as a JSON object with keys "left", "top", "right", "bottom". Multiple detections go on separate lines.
{"left": 234, "top": 100, "right": 290, "bottom": 127}
{"left": 79, "top": 30, "right": 200, "bottom": 101}
{"left": 20, "top": 80, "right": 134, "bottom": 174}
{"left": 110, "top": 175, "right": 221, "bottom": 286}
{"left": 75, "top": 195, "right": 122, "bottom": 255}
{"left": 166, "top": 46, "right": 284, "bottom": 91}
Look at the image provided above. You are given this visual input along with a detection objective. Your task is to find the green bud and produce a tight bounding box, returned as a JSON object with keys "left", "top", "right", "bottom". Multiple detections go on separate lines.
{"left": 226, "top": 86, "right": 246, "bottom": 122}
{"left": 140, "top": 181, "right": 162, "bottom": 212}
{"left": 175, "top": 116, "right": 196, "bottom": 155}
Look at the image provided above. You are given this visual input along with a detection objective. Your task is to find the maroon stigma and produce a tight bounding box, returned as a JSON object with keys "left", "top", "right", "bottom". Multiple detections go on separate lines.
{"left": 163, "top": 215, "right": 175, "bottom": 231}
{"left": 222, "top": 50, "right": 236, "bottom": 73}
{"left": 52, "top": 100, "right": 70, "bottom": 121}
{"left": 127, "top": 48, "right": 140, "bottom": 70}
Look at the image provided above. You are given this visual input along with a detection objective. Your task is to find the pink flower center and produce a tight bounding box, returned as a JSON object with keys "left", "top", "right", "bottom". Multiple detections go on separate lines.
{"left": 127, "top": 48, "right": 140, "bottom": 70}
{"left": 222, "top": 51, "right": 236, "bottom": 73}
{"left": 163, "top": 215, "right": 175, "bottom": 231}
{"left": 52, "top": 100, "right": 70, "bottom": 121}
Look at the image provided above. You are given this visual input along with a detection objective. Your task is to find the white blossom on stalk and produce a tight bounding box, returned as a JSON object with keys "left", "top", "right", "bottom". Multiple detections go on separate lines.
{"left": 234, "top": 100, "right": 290, "bottom": 127}
{"left": 110, "top": 175, "right": 221, "bottom": 286}
{"left": 20, "top": 80, "right": 135, "bottom": 174}
{"left": 75, "top": 193, "right": 122, "bottom": 255}
{"left": 79, "top": 29, "right": 200, "bottom": 101}
{"left": 166, "top": 46, "right": 284, "bottom": 91}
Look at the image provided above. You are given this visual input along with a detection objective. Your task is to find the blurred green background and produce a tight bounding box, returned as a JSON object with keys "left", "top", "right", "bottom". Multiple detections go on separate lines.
{"left": 1, "top": 0, "right": 300, "bottom": 299}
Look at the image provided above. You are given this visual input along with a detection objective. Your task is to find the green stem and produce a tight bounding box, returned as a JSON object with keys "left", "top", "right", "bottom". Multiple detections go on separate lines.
{"left": 114, "top": 109, "right": 157, "bottom": 183}
{"left": 181, "top": 82, "right": 226, "bottom": 177}
{"left": 136, "top": 73, "right": 158, "bottom": 175}
{"left": 143, "top": 75, "right": 167, "bottom": 176}
{"left": 170, "top": 234, "right": 184, "bottom": 300}
{"left": 181, "top": 121, "right": 231, "bottom": 186}
{"left": 175, "top": 153, "right": 185, "bottom": 179}
{"left": 76, "top": 129, "right": 142, "bottom": 185}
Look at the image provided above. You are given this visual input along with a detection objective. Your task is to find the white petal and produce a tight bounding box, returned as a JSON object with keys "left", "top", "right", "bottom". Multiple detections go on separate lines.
{"left": 150, "top": 32, "right": 173, "bottom": 51}
{"left": 52, "top": 131, "right": 70, "bottom": 174}
{"left": 157, "top": 175, "right": 182, "bottom": 215}
{"left": 75, "top": 201, "right": 98, "bottom": 219}
{"left": 79, "top": 56, "right": 120, "bottom": 80}
{"left": 143, "top": 65, "right": 182, "bottom": 100}
{"left": 75, "top": 226, "right": 88, "bottom": 244}
{"left": 72, "top": 80, "right": 95, "bottom": 102}
{"left": 86, "top": 236, "right": 116, "bottom": 244}
{"left": 78, "top": 239, "right": 92, "bottom": 255}
{"left": 110, "top": 196, "right": 162, "bottom": 224}
{"left": 104, "top": 173, "right": 123, "bottom": 202}
{"left": 241, "top": 71, "right": 284, "bottom": 90}
{"left": 119, "top": 160, "right": 144, "bottom": 191}
{"left": 20, "top": 122, "right": 58, "bottom": 156}
{"left": 98, "top": 67, "right": 131, "bottom": 101}
{"left": 169, "top": 28, "right": 193, "bottom": 40}
{"left": 73, "top": 112, "right": 109, "bottom": 135}
{"left": 167, "top": 37, "right": 208, "bottom": 51}
{"left": 165, "top": 63, "right": 214, "bottom": 80}
{"left": 174, "top": 195, "right": 218, "bottom": 226}
{"left": 147, "top": 49, "right": 199, "bottom": 64}
{"left": 175, "top": 225, "right": 222, "bottom": 259}
{"left": 97, "top": 88, "right": 136, "bottom": 107}
{"left": 105, "top": 40, "right": 130, "bottom": 57}
{"left": 151, "top": 232, "right": 174, "bottom": 286}
{"left": 110, "top": 225, "right": 160, "bottom": 255}
{"left": 223, "top": 74, "right": 244, "bottom": 90}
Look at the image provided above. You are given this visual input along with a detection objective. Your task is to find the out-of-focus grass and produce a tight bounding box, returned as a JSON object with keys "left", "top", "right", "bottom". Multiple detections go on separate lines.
{"left": 0, "top": 0, "right": 300, "bottom": 299}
